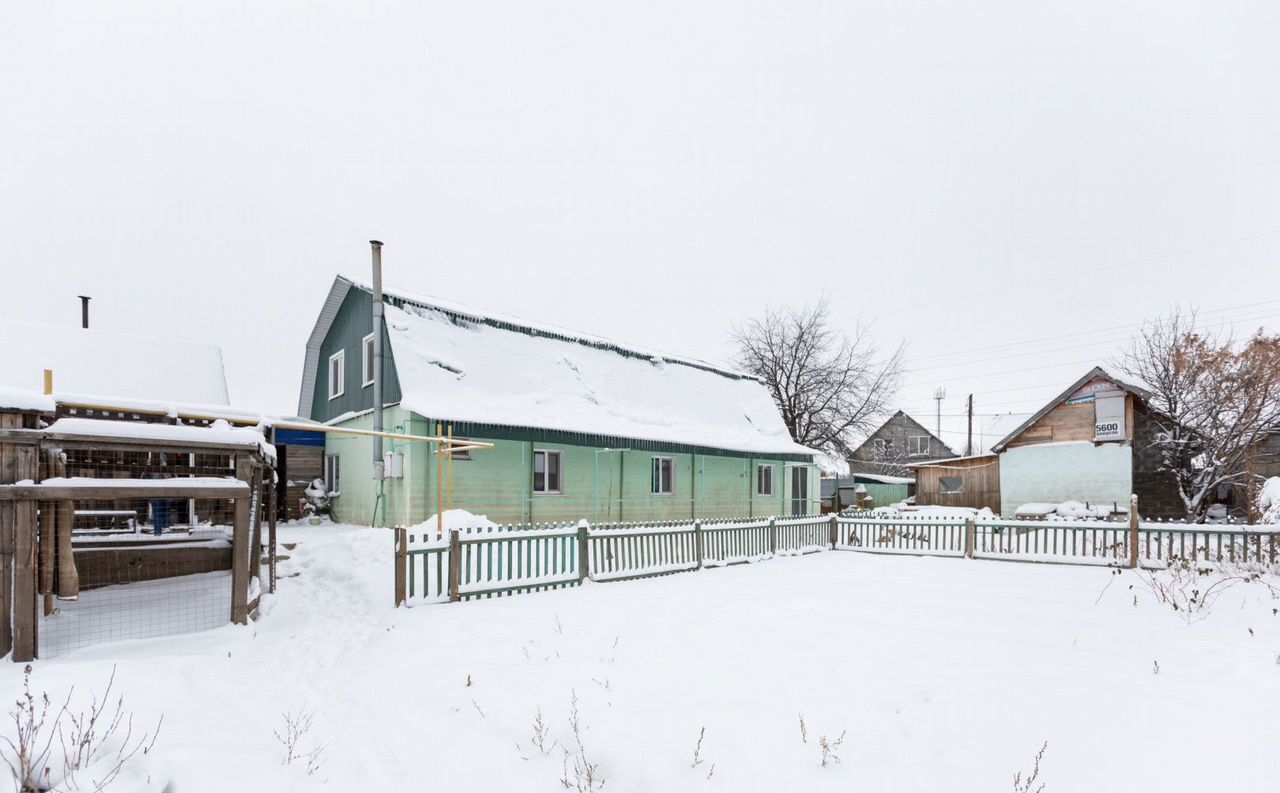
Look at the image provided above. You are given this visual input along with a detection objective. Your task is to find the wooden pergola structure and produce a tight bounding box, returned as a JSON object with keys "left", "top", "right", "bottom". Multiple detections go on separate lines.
{"left": 0, "top": 404, "right": 275, "bottom": 662}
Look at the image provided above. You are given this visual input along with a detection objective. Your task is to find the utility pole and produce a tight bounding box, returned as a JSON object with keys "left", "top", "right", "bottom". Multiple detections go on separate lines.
{"left": 965, "top": 394, "right": 974, "bottom": 456}
{"left": 933, "top": 387, "right": 946, "bottom": 438}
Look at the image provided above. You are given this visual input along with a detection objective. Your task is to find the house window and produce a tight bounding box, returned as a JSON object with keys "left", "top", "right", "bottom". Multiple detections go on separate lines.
{"left": 362, "top": 333, "right": 375, "bottom": 387}
{"left": 450, "top": 437, "right": 472, "bottom": 461}
{"left": 651, "top": 457, "right": 674, "bottom": 495}
{"left": 324, "top": 454, "right": 341, "bottom": 495}
{"left": 533, "top": 450, "right": 562, "bottom": 494}
{"left": 939, "top": 476, "right": 964, "bottom": 494}
{"left": 908, "top": 435, "right": 930, "bottom": 456}
{"left": 328, "top": 350, "right": 345, "bottom": 399}
{"left": 756, "top": 464, "right": 775, "bottom": 496}
{"left": 873, "top": 438, "right": 891, "bottom": 456}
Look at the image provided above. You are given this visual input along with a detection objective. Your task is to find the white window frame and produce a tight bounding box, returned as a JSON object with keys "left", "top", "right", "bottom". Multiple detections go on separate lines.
{"left": 532, "top": 449, "right": 562, "bottom": 495}
{"left": 450, "top": 436, "right": 473, "bottom": 461}
{"left": 908, "top": 435, "right": 930, "bottom": 457}
{"left": 328, "top": 350, "right": 346, "bottom": 400}
{"left": 324, "top": 454, "right": 341, "bottom": 496}
{"left": 651, "top": 456, "right": 675, "bottom": 495}
{"left": 756, "top": 464, "right": 775, "bottom": 496}
{"left": 361, "top": 333, "right": 375, "bottom": 388}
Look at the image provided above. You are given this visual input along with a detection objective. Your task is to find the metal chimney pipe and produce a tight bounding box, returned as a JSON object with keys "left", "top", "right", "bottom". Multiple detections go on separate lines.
{"left": 78, "top": 295, "right": 91, "bottom": 329}
{"left": 370, "top": 241, "right": 386, "bottom": 482}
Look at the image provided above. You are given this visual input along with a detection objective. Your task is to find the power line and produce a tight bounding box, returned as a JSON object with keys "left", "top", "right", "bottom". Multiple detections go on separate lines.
{"left": 899, "top": 229, "right": 1280, "bottom": 315}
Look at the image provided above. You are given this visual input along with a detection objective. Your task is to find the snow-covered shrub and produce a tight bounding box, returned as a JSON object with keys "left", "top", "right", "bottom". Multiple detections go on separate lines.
{"left": 301, "top": 478, "right": 330, "bottom": 518}
{"left": 1136, "top": 557, "right": 1279, "bottom": 623}
{"left": 1259, "top": 477, "right": 1280, "bottom": 524}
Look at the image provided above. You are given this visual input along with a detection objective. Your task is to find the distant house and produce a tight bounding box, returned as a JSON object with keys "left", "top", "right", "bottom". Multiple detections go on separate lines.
{"left": 909, "top": 454, "right": 1001, "bottom": 513}
{"left": 298, "top": 276, "right": 820, "bottom": 525}
{"left": 990, "top": 366, "right": 1182, "bottom": 518}
{"left": 847, "top": 411, "right": 957, "bottom": 478}
{"left": 820, "top": 473, "right": 914, "bottom": 513}
{"left": 0, "top": 317, "right": 230, "bottom": 406}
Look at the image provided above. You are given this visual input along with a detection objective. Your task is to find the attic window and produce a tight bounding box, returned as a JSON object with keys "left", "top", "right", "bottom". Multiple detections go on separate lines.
{"left": 362, "top": 333, "right": 375, "bottom": 387}
{"left": 908, "top": 435, "right": 930, "bottom": 456}
{"left": 328, "top": 350, "right": 345, "bottom": 400}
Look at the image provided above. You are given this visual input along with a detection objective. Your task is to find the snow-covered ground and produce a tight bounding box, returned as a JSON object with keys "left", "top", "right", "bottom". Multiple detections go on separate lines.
{"left": 2, "top": 522, "right": 1277, "bottom": 791}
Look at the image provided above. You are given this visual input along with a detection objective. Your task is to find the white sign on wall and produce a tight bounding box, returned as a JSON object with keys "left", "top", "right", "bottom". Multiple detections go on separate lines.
{"left": 1094, "top": 392, "right": 1126, "bottom": 442}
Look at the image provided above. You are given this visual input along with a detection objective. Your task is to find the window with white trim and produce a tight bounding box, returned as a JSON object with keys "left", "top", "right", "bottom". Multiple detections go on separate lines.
{"left": 362, "top": 333, "right": 375, "bottom": 387}
{"left": 324, "top": 454, "right": 341, "bottom": 495}
{"left": 872, "top": 438, "right": 891, "bottom": 456}
{"left": 756, "top": 464, "right": 775, "bottom": 496}
{"left": 533, "top": 450, "right": 562, "bottom": 494}
{"left": 450, "top": 437, "right": 473, "bottom": 461}
{"left": 908, "top": 435, "right": 930, "bottom": 456}
{"left": 651, "top": 457, "right": 674, "bottom": 495}
{"left": 328, "top": 350, "right": 345, "bottom": 399}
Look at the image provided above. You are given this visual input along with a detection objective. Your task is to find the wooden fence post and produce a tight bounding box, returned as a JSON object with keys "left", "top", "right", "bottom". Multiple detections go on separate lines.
{"left": 448, "top": 529, "right": 462, "bottom": 602}
{"left": 267, "top": 475, "right": 278, "bottom": 594}
{"left": 231, "top": 456, "right": 252, "bottom": 625}
{"left": 694, "top": 520, "right": 703, "bottom": 569}
{"left": 965, "top": 518, "right": 975, "bottom": 559}
{"left": 829, "top": 513, "right": 838, "bottom": 550}
{"left": 394, "top": 527, "right": 408, "bottom": 606}
{"left": 1128, "top": 494, "right": 1139, "bottom": 569}
{"left": 768, "top": 517, "right": 776, "bottom": 555}
{"left": 576, "top": 522, "right": 590, "bottom": 583}
{"left": 12, "top": 444, "right": 38, "bottom": 661}
{"left": 0, "top": 412, "right": 19, "bottom": 657}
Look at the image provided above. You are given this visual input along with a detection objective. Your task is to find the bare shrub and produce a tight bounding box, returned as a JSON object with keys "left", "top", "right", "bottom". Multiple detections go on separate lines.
{"left": 559, "top": 691, "right": 604, "bottom": 792}
{"left": 1, "top": 665, "right": 162, "bottom": 793}
{"left": 274, "top": 710, "right": 326, "bottom": 776}
{"left": 1012, "top": 741, "right": 1047, "bottom": 793}
{"left": 818, "top": 731, "right": 846, "bottom": 767}
{"left": 797, "top": 714, "right": 807, "bottom": 744}
{"left": 1136, "top": 557, "right": 1279, "bottom": 623}
{"left": 531, "top": 708, "right": 555, "bottom": 756}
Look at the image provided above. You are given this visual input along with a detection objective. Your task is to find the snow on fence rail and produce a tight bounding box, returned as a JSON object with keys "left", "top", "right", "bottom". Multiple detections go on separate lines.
{"left": 396, "top": 516, "right": 836, "bottom": 604}
{"left": 395, "top": 514, "right": 1280, "bottom": 608}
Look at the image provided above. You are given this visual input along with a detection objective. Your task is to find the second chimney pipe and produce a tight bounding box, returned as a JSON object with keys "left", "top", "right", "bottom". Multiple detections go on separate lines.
{"left": 370, "top": 241, "right": 385, "bottom": 488}
{"left": 78, "top": 296, "right": 91, "bottom": 329}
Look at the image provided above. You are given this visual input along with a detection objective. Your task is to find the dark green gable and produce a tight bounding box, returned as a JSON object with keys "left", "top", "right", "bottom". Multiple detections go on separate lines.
{"left": 310, "top": 287, "right": 401, "bottom": 422}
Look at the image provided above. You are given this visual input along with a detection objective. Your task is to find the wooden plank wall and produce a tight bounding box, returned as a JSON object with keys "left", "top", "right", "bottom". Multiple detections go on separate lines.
{"left": 1005, "top": 394, "right": 1138, "bottom": 449}
{"left": 281, "top": 444, "right": 324, "bottom": 521}
{"left": 913, "top": 456, "right": 1001, "bottom": 513}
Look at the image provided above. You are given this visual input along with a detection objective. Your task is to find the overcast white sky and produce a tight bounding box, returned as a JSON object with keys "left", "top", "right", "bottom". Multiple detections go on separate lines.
{"left": 3, "top": 1, "right": 1278, "bottom": 452}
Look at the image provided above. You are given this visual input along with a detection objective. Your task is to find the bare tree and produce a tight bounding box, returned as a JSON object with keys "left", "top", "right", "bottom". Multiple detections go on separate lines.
{"left": 1118, "top": 308, "right": 1280, "bottom": 522}
{"left": 732, "top": 299, "right": 903, "bottom": 459}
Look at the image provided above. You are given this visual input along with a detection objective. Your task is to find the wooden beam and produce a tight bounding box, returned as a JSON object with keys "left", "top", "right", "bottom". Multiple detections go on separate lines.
{"left": 12, "top": 445, "right": 38, "bottom": 661}
{"left": 231, "top": 457, "right": 252, "bottom": 625}
{"left": 0, "top": 427, "right": 263, "bottom": 455}
{"left": 0, "top": 481, "right": 251, "bottom": 501}
{"left": 0, "top": 413, "right": 17, "bottom": 656}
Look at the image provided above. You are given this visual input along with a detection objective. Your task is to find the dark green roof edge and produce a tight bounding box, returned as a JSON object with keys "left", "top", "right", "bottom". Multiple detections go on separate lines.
{"left": 416, "top": 415, "right": 815, "bottom": 462}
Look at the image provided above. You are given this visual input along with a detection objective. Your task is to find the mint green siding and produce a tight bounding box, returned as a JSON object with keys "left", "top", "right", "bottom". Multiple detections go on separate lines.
{"left": 325, "top": 409, "right": 819, "bottom": 526}
{"left": 311, "top": 282, "right": 817, "bottom": 526}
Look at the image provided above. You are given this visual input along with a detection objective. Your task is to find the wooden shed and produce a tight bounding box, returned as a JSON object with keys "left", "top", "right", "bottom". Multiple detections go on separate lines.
{"left": 909, "top": 454, "right": 1000, "bottom": 513}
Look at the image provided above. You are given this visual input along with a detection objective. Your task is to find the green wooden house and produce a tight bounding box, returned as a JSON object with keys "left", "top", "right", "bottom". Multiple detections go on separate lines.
{"left": 298, "top": 276, "right": 819, "bottom": 526}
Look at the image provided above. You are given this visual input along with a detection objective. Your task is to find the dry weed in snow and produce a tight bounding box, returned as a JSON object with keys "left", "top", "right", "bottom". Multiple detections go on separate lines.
{"left": 1135, "top": 558, "right": 1279, "bottom": 623}
{"left": 274, "top": 710, "right": 326, "bottom": 776}
{"left": 1012, "top": 741, "right": 1047, "bottom": 793}
{"left": 818, "top": 731, "right": 846, "bottom": 767}
{"left": 1, "top": 665, "right": 162, "bottom": 793}
{"left": 559, "top": 690, "right": 605, "bottom": 792}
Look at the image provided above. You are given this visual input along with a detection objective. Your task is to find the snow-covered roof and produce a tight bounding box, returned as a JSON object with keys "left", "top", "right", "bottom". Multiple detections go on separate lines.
{"left": 907, "top": 453, "right": 998, "bottom": 468}
{"left": 0, "top": 319, "right": 230, "bottom": 406}
{"left": 0, "top": 386, "right": 55, "bottom": 413}
{"left": 45, "top": 417, "right": 275, "bottom": 459}
{"left": 306, "top": 276, "right": 813, "bottom": 458}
